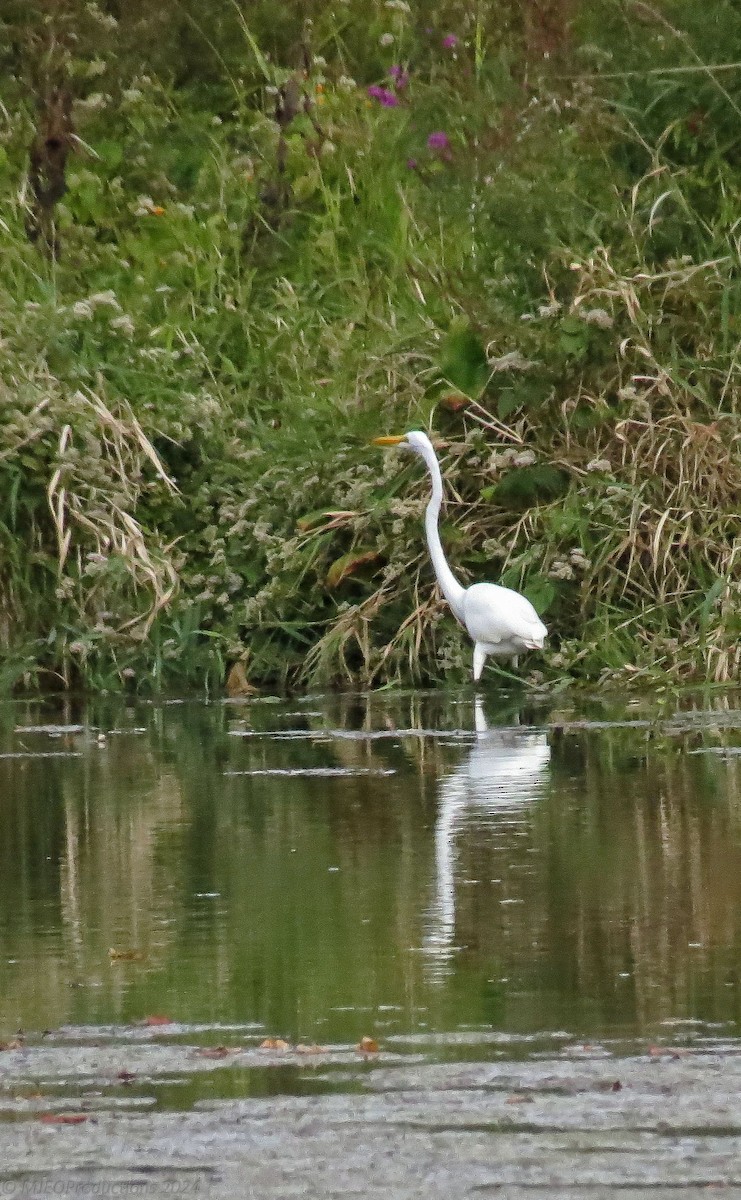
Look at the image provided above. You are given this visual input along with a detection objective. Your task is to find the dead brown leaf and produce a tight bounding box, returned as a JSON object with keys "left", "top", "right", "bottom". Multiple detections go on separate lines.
{"left": 226, "top": 661, "right": 258, "bottom": 698}
{"left": 194, "top": 1045, "right": 232, "bottom": 1059}
{"left": 295, "top": 1043, "right": 326, "bottom": 1054}
{"left": 260, "top": 1037, "right": 290, "bottom": 1051}
{"left": 38, "top": 1113, "right": 89, "bottom": 1125}
{"left": 139, "top": 1015, "right": 172, "bottom": 1027}
{"left": 108, "top": 947, "right": 145, "bottom": 962}
{"left": 356, "top": 1036, "right": 379, "bottom": 1055}
{"left": 326, "top": 550, "right": 380, "bottom": 589}
{"left": 441, "top": 393, "right": 470, "bottom": 412}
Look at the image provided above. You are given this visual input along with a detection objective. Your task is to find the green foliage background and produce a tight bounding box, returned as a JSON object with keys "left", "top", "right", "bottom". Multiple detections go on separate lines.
{"left": 0, "top": 0, "right": 739, "bottom": 692}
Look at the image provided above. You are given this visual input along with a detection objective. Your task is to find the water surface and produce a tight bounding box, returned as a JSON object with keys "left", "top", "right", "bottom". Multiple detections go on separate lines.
{"left": 2, "top": 687, "right": 741, "bottom": 1101}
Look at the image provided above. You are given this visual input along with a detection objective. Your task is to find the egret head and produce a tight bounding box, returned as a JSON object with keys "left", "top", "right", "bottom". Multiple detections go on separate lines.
{"left": 372, "top": 430, "right": 433, "bottom": 458}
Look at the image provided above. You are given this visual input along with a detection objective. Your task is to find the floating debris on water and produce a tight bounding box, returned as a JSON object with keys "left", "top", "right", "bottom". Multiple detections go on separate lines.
{"left": 224, "top": 767, "right": 396, "bottom": 777}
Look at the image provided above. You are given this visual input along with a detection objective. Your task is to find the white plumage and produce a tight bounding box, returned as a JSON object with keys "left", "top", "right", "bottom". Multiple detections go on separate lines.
{"left": 374, "top": 430, "right": 547, "bottom": 681}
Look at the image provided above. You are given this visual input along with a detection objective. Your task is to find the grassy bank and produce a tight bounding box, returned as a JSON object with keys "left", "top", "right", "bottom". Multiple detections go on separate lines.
{"left": 0, "top": 0, "right": 739, "bottom": 693}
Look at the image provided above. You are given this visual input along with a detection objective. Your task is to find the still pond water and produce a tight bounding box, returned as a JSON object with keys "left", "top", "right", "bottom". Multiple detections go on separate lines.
{"left": 2, "top": 687, "right": 741, "bottom": 1106}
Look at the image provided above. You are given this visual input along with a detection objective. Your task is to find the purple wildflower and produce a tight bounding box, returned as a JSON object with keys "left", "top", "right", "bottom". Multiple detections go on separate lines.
{"left": 442, "top": 33, "right": 458, "bottom": 49}
{"left": 367, "top": 84, "right": 399, "bottom": 107}
{"left": 427, "top": 130, "right": 450, "bottom": 151}
{"left": 388, "top": 65, "right": 410, "bottom": 90}
{"left": 406, "top": 157, "right": 418, "bottom": 170}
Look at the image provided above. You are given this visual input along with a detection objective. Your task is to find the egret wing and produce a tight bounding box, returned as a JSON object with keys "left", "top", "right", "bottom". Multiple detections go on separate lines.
{"left": 462, "top": 583, "right": 547, "bottom": 648}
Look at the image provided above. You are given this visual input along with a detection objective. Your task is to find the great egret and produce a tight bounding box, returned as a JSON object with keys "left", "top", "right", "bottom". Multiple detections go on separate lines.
{"left": 374, "top": 431, "right": 547, "bottom": 680}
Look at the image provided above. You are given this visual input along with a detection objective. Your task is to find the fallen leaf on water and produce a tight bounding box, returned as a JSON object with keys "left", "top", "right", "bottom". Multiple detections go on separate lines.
{"left": 260, "top": 1037, "right": 290, "bottom": 1051}
{"left": 506, "top": 1093, "right": 534, "bottom": 1105}
{"left": 296, "top": 1043, "right": 326, "bottom": 1055}
{"left": 117, "top": 1070, "right": 136, "bottom": 1084}
{"left": 139, "top": 1015, "right": 172, "bottom": 1027}
{"left": 194, "top": 1045, "right": 232, "bottom": 1059}
{"left": 648, "top": 1044, "right": 689, "bottom": 1059}
{"left": 356, "top": 1036, "right": 379, "bottom": 1055}
{"left": 39, "top": 1113, "right": 89, "bottom": 1125}
{"left": 108, "top": 948, "right": 145, "bottom": 962}
{"left": 611, "top": 1080, "right": 623, "bottom": 1091}
{"left": 0, "top": 1039, "right": 24, "bottom": 1051}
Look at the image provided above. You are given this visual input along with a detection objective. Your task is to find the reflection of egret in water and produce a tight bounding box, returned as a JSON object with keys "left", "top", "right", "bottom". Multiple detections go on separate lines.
{"left": 422, "top": 697, "right": 550, "bottom": 981}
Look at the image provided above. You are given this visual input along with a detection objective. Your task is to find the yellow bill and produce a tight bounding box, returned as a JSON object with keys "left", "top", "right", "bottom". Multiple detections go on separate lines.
{"left": 372, "top": 435, "right": 406, "bottom": 446}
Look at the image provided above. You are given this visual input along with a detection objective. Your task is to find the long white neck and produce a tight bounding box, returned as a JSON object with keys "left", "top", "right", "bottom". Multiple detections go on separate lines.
{"left": 417, "top": 439, "right": 466, "bottom": 622}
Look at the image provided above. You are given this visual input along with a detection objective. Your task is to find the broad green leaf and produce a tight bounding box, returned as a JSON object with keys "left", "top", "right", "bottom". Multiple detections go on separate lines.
{"left": 493, "top": 465, "right": 569, "bottom": 508}
{"left": 438, "top": 319, "right": 489, "bottom": 398}
{"left": 521, "top": 575, "right": 557, "bottom": 614}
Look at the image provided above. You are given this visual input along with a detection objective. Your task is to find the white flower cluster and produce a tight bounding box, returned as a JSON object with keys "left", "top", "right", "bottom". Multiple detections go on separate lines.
{"left": 487, "top": 446, "right": 537, "bottom": 473}
{"left": 579, "top": 307, "right": 613, "bottom": 329}
{"left": 568, "top": 547, "right": 590, "bottom": 570}
{"left": 522, "top": 300, "right": 561, "bottom": 321}
{"left": 242, "top": 586, "right": 275, "bottom": 622}
{"left": 488, "top": 349, "right": 536, "bottom": 372}
{"left": 77, "top": 93, "right": 109, "bottom": 112}
{"left": 89, "top": 290, "right": 120, "bottom": 309}
{"left": 548, "top": 560, "right": 574, "bottom": 580}
{"left": 109, "top": 314, "right": 135, "bottom": 337}
{"left": 389, "top": 498, "right": 420, "bottom": 519}
{"left": 133, "top": 195, "right": 160, "bottom": 216}
{"left": 548, "top": 547, "right": 591, "bottom": 580}
{"left": 85, "top": 3, "right": 118, "bottom": 29}
{"left": 70, "top": 290, "right": 120, "bottom": 319}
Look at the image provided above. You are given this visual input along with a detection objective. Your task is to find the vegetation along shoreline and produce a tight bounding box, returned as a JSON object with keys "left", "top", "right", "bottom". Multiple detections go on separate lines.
{"left": 0, "top": 0, "right": 738, "bottom": 693}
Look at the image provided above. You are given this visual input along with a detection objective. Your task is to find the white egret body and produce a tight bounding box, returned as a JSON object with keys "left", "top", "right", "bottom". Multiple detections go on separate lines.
{"left": 374, "top": 431, "right": 547, "bottom": 680}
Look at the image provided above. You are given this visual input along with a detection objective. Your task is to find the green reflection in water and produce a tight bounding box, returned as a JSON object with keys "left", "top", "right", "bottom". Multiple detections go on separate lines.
{"left": 1, "top": 689, "right": 740, "bottom": 1052}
